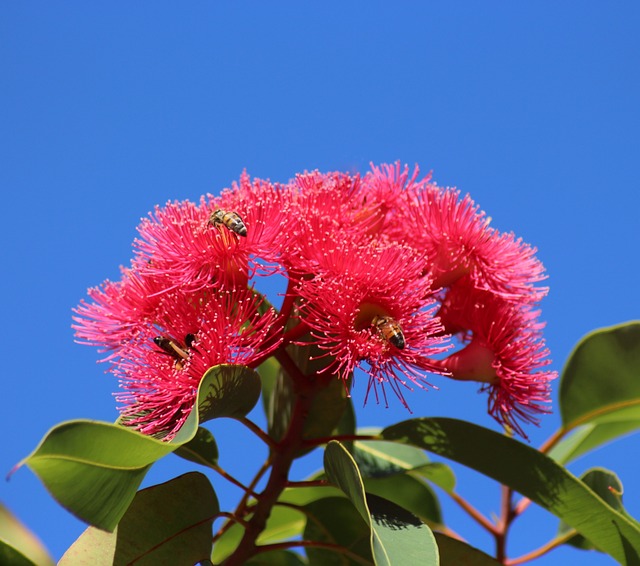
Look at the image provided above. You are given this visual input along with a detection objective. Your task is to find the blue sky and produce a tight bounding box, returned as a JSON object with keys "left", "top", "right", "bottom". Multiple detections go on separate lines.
{"left": 1, "top": 3, "right": 639, "bottom": 564}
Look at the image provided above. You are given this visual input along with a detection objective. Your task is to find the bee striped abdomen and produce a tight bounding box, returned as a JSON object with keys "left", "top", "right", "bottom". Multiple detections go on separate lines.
{"left": 153, "top": 335, "right": 192, "bottom": 369}
{"left": 371, "top": 315, "right": 405, "bottom": 349}
{"left": 209, "top": 209, "right": 247, "bottom": 237}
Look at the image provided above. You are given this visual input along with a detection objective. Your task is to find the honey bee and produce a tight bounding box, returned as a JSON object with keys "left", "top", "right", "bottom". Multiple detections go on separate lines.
{"left": 153, "top": 335, "right": 194, "bottom": 370}
{"left": 371, "top": 315, "right": 405, "bottom": 349}
{"left": 209, "top": 209, "right": 247, "bottom": 237}
{"left": 184, "top": 333, "right": 196, "bottom": 348}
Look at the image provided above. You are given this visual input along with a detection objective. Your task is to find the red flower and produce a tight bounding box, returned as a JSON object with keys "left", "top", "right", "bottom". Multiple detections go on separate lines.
{"left": 132, "top": 198, "right": 250, "bottom": 293}
{"left": 283, "top": 169, "right": 380, "bottom": 256}
{"left": 293, "top": 236, "right": 450, "bottom": 409}
{"left": 212, "top": 171, "right": 292, "bottom": 273}
{"left": 73, "top": 269, "right": 165, "bottom": 360}
{"left": 115, "top": 289, "right": 280, "bottom": 438}
{"left": 362, "top": 162, "right": 431, "bottom": 233}
{"left": 74, "top": 163, "right": 556, "bottom": 439}
{"left": 435, "top": 279, "right": 556, "bottom": 437}
{"left": 131, "top": 173, "right": 291, "bottom": 295}
{"left": 401, "top": 182, "right": 548, "bottom": 303}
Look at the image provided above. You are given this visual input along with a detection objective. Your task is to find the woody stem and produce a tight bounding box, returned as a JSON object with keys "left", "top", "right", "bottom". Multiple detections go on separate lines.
{"left": 223, "top": 349, "right": 316, "bottom": 565}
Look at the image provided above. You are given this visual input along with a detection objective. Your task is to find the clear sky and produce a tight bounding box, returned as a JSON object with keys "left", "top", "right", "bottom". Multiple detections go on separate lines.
{"left": 1, "top": 3, "right": 639, "bottom": 564}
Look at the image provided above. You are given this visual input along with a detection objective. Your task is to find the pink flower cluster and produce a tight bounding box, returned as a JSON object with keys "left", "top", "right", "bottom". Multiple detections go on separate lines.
{"left": 74, "top": 163, "right": 556, "bottom": 438}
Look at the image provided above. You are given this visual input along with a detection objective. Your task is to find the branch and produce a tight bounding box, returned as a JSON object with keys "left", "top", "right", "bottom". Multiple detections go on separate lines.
{"left": 505, "top": 530, "right": 577, "bottom": 565}
{"left": 447, "top": 490, "right": 499, "bottom": 536}
{"left": 214, "top": 458, "right": 271, "bottom": 543}
{"left": 222, "top": 356, "right": 317, "bottom": 565}
{"left": 236, "top": 416, "right": 278, "bottom": 449}
{"left": 212, "top": 464, "right": 259, "bottom": 498}
{"left": 254, "top": 540, "right": 374, "bottom": 565}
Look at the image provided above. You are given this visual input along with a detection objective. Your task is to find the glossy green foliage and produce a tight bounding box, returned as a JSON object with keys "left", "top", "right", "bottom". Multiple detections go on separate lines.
{"left": 303, "top": 497, "right": 373, "bottom": 565}
{"left": 211, "top": 487, "right": 342, "bottom": 563}
{"left": 352, "top": 437, "right": 456, "bottom": 492}
{"left": 196, "top": 364, "right": 262, "bottom": 422}
{"left": 22, "top": 365, "right": 259, "bottom": 531}
{"left": 22, "top": 420, "right": 172, "bottom": 531}
{"left": 59, "top": 472, "right": 217, "bottom": 566}
{"left": 551, "top": 322, "right": 640, "bottom": 464}
{"left": 174, "top": 426, "right": 219, "bottom": 469}
{"left": 558, "top": 468, "right": 640, "bottom": 551}
{"left": 262, "top": 345, "right": 351, "bottom": 453}
{"left": 261, "top": 355, "right": 293, "bottom": 443}
{"left": 0, "top": 544, "right": 36, "bottom": 566}
{"left": 210, "top": 491, "right": 311, "bottom": 562}
{"left": 351, "top": 438, "right": 454, "bottom": 527}
{"left": 278, "top": 484, "right": 344, "bottom": 506}
{"left": 382, "top": 418, "right": 640, "bottom": 565}
{"left": 257, "top": 505, "right": 308, "bottom": 545}
{"left": 0, "top": 503, "right": 54, "bottom": 566}
{"left": 324, "top": 441, "right": 439, "bottom": 565}
{"left": 211, "top": 522, "right": 244, "bottom": 564}
{"left": 433, "top": 533, "right": 502, "bottom": 566}
{"left": 21, "top": 320, "right": 640, "bottom": 564}
{"left": 245, "top": 550, "right": 308, "bottom": 565}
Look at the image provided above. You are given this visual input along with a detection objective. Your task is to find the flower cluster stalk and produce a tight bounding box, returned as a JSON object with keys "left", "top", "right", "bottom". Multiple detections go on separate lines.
{"left": 224, "top": 376, "right": 317, "bottom": 564}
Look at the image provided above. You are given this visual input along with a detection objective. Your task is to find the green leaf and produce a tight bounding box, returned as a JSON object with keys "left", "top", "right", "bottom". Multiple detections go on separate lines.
{"left": 352, "top": 437, "right": 456, "bottom": 494}
{"left": 278, "top": 485, "right": 345, "bottom": 506}
{"left": 59, "top": 472, "right": 217, "bottom": 566}
{"left": 366, "top": 494, "right": 439, "bottom": 566}
{"left": 260, "top": 354, "right": 281, "bottom": 426}
{"left": 303, "top": 497, "right": 373, "bottom": 565}
{"left": 20, "top": 364, "right": 256, "bottom": 530}
{"left": 246, "top": 550, "right": 308, "bottom": 565}
{"left": 278, "top": 448, "right": 444, "bottom": 562}
{"left": 212, "top": 489, "right": 340, "bottom": 564}
{"left": 331, "top": 396, "right": 357, "bottom": 453}
{"left": 549, "top": 421, "right": 640, "bottom": 465}
{"left": 211, "top": 521, "right": 244, "bottom": 564}
{"left": 264, "top": 345, "right": 350, "bottom": 455}
{"left": 304, "top": 373, "right": 350, "bottom": 446}
{"left": 264, "top": 358, "right": 294, "bottom": 443}
{"left": 411, "top": 464, "right": 456, "bottom": 494}
{"left": 20, "top": 420, "right": 173, "bottom": 531}
{"left": 364, "top": 475, "right": 442, "bottom": 527}
{"left": 382, "top": 418, "right": 640, "bottom": 565}
{"left": 324, "top": 442, "right": 371, "bottom": 522}
{"left": 552, "top": 322, "right": 640, "bottom": 463}
{"left": 174, "top": 426, "right": 219, "bottom": 468}
{"left": 560, "top": 322, "right": 640, "bottom": 425}
{"left": 324, "top": 441, "right": 439, "bottom": 565}
{"left": 433, "top": 533, "right": 502, "bottom": 566}
{"left": 257, "top": 505, "right": 307, "bottom": 545}
{"left": 558, "top": 468, "right": 640, "bottom": 551}
{"left": 196, "top": 364, "right": 262, "bottom": 422}
{"left": 350, "top": 439, "right": 445, "bottom": 525}
{"left": 352, "top": 438, "right": 431, "bottom": 473}
{"left": 0, "top": 543, "right": 38, "bottom": 566}
{"left": 0, "top": 503, "right": 54, "bottom": 566}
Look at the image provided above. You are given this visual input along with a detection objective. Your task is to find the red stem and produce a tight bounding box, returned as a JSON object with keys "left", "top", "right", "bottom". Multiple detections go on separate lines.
{"left": 448, "top": 490, "right": 499, "bottom": 536}
{"left": 213, "top": 459, "right": 272, "bottom": 544}
{"left": 494, "top": 485, "right": 515, "bottom": 562}
{"left": 236, "top": 416, "right": 278, "bottom": 449}
{"left": 302, "top": 433, "right": 378, "bottom": 448}
{"left": 222, "top": 352, "right": 318, "bottom": 564}
{"left": 212, "top": 464, "right": 258, "bottom": 498}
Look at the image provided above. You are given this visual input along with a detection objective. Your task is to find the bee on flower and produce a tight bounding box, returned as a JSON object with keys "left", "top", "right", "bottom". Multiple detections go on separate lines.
{"left": 74, "top": 162, "right": 556, "bottom": 439}
{"left": 153, "top": 333, "right": 196, "bottom": 370}
{"left": 371, "top": 315, "right": 405, "bottom": 350}
{"left": 209, "top": 209, "right": 247, "bottom": 237}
